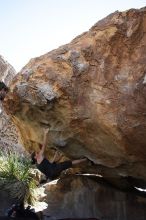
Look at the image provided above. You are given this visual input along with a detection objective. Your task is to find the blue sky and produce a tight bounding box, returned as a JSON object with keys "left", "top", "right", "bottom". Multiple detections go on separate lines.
{"left": 0, "top": 0, "right": 145, "bottom": 72}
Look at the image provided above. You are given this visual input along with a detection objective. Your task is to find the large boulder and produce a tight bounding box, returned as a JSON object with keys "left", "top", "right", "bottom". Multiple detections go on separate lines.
{"left": 3, "top": 8, "right": 146, "bottom": 183}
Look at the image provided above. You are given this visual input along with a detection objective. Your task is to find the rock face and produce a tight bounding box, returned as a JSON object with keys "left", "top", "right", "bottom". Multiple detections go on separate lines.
{"left": 43, "top": 175, "right": 146, "bottom": 220}
{"left": 0, "top": 56, "right": 23, "bottom": 152}
{"left": 0, "top": 55, "right": 16, "bottom": 85}
{"left": 3, "top": 8, "right": 146, "bottom": 183}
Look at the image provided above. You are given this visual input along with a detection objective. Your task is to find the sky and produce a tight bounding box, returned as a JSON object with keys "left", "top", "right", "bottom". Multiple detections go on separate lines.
{"left": 0, "top": 0, "right": 145, "bottom": 72}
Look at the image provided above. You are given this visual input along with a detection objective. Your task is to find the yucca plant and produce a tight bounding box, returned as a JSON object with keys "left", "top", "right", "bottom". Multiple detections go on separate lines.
{"left": 0, "top": 150, "right": 37, "bottom": 205}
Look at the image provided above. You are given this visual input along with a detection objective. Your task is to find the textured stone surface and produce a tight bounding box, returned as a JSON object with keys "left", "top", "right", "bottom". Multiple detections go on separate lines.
{"left": 0, "top": 56, "right": 23, "bottom": 152}
{"left": 0, "top": 55, "right": 16, "bottom": 85}
{"left": 3, "top": 8, "right": 146, "bottom": 182}
{"left": 43, "top": 175, "right": 146, "bottom": 220}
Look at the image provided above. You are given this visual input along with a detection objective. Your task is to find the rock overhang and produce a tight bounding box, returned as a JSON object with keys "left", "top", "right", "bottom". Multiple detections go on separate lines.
{"left": 3, "top": 7, "right": 146, "bottom": 187}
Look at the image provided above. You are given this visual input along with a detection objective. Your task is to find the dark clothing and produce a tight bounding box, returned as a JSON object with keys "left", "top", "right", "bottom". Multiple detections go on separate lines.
{"left": 36, "top": 158, "right": 72, "bottom": 179}
{"left": 6, "top": 204, "right": 39, "bottom": 220}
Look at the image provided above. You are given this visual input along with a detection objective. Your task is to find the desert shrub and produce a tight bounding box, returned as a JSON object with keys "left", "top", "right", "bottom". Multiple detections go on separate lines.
{"left": 0, "top": 150, "right": 37, "bottom": 205}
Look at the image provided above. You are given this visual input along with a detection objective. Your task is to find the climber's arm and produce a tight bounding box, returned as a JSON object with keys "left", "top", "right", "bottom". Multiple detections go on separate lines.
{"left": 40, "top": 128, "right": 50, "bottom": 154}
{"left": 72, "top": 158, "right": 87, "bottom": 165}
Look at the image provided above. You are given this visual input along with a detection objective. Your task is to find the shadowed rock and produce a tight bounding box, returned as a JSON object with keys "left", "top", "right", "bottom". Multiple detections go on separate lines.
{"left": 0, "top": 218, "right": 38, "bottom": 220}
{"left": 42, "top": 175, "right": 146, "bottom": 220}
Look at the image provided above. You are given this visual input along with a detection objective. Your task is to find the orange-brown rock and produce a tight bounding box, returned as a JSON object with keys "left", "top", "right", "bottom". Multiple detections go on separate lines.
{"left": 4, "top": 8, "right": 146, "bottom": 182}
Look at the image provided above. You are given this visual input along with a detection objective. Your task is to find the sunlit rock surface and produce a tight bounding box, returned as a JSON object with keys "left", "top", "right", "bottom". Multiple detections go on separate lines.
{"left": 0, "top": 56, "right": 23, "bottom": 152}
{"left": 4, "top": 8, "right": 146, "bottom": 184}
